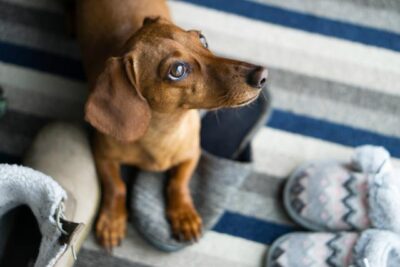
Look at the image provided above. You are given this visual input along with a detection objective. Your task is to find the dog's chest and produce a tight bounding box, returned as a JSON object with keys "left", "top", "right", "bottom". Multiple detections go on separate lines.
{"left": 138, "top": 141, "right": 180, "bottom": 171}
{"left": 97, "top": 111, "right": 200, "bottom": 171}
{"left": 121, "top": 126, "right": 199, "bottom": 172}
{"left": 121, "top": 135, "right": 195, "bottom": 171}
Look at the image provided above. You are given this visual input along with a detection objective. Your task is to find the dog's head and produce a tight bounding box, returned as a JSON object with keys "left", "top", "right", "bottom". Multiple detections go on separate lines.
{"left": 85, "top": 17, "right": 268, "bottom": 142}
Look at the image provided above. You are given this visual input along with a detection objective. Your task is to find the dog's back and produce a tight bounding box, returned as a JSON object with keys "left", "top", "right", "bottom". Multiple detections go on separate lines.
{"left": 75, "top": 0, "right": 170, "bottom": 82}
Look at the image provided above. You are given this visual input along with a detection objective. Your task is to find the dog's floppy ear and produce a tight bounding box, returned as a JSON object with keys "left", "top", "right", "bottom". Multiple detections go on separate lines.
{"left": 85, "top": 56, "right": 151, "bottom": 142}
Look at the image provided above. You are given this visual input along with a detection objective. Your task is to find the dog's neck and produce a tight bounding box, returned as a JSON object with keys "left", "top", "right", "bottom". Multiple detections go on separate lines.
{"left": 133, "top": 109, "right": 200, "bottom": 156}
{"left": 148, "top": 109, "right": 196, "bottom": 134}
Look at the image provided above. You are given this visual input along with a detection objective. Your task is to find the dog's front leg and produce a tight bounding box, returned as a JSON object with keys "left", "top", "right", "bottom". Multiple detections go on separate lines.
{"left": 167, "top": 151, "right": 202, "bottom": 242}
{"left": 94, "top": 156, "right": 127, "bottom": 250}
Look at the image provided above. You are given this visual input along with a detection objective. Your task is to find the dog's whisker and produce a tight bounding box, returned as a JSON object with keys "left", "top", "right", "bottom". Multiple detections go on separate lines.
{"left": 234, "top": 108, "right": 242, "bottom": 119}
{"left": 247, "top": 100, "right": 257, "bottom": 110}
{"left": 214, "top": 110, "right": 221, "bottom": 125}
{"left": 260, "top": 90, "right": 268, "bottom": 101}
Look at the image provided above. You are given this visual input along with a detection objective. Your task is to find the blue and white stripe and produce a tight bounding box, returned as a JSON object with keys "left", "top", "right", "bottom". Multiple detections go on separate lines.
{"left": 0, "top": 0, "right": 399, "bottom": 266}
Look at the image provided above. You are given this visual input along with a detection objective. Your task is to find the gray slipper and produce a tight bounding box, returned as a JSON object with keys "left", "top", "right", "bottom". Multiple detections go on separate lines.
{"left": 24, "top": 122, "right": 100, "bottom": 266}
{"left": 0, "top": 164, "right": 83, "bottom": 267}
{"left": 129, "top": 89, "right": 272, "bottom": 252}
{"left": 284, "top": 145, "right": 400, "bottom": 233}
{"left": 1, "top": 122, "right": 100, "bottom": 267}
{"left": 266, "top": 229, "right": 400, "bottom": 267}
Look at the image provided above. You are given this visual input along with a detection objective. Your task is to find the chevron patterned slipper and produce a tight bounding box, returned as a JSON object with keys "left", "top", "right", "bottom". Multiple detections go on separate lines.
{"left": 284, "top": 145, "right": 400, "bottom": 233}
{"left": 266, "top": 232, "right": 358, "bottom": 267}
{"left": 266, "top": 229, "right": 400, "bottom": 267}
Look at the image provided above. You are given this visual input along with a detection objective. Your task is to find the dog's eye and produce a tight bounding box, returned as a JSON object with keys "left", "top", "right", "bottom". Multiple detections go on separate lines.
{"left": 168, "top": 62, "right": 188, "bottom": 81}
{"left": 199, "top": 33, "right": 208, "bottom": 48}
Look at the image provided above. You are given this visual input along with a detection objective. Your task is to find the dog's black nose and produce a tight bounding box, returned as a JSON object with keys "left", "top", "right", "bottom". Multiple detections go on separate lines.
{"left": 247, "top": 66, "right": 268, "bottom": 89}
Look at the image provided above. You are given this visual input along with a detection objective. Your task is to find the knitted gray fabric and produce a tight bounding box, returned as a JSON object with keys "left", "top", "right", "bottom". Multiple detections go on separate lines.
{"left": 266, "top": 232, "right": 359, "bottom": 266}
{"left": 131, "top": 151, "right": 252, "bottom": 252}
{"left": 284, "top": 145, "right": 400, "bottom": 232}
{"left": 266, "top": 230, "right": 400, "bottom": 267}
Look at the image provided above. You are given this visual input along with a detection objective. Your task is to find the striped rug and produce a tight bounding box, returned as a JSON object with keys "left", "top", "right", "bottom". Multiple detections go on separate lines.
{"left": 1, "top": 0, "right": 400, "bottom": 266}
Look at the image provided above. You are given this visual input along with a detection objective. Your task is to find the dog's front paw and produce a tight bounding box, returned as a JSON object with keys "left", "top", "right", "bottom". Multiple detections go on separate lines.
{"left": 167, "top": 202, "right": 203, "bottom": 242}
{"left": 96, "top": 208, "right": 127, "bottom": 251}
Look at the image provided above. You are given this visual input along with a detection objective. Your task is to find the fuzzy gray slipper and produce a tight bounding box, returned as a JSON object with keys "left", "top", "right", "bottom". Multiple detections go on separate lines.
{"left": 129, "top": 90, "right": 272, "bottom": 252}
{"left": 266, "top": 229, "right": 400, "bottom": 267}
{"left": 284, "top": 145, "right": 400, "bottom": 233}
{"left": 0, "top": 122, "right": 100, "bottom": 267}
{"left": 0, "top": 164, "right": 82, "bottom": 267}
{"left": 24, "top": 122, "right": 100, "bottom": 267}
{"left": 131, "top": 151, "right": 252, "bottom": 252}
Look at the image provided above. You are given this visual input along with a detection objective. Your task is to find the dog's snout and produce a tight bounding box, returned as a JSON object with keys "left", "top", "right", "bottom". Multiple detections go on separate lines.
{"left": 247, "top": 66, "right": 268, "bottom": 89}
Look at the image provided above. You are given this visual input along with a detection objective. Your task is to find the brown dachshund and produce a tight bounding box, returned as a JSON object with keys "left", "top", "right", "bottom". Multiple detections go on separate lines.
{"left": 74, "top": 0, "right": 268, "bottom": 249}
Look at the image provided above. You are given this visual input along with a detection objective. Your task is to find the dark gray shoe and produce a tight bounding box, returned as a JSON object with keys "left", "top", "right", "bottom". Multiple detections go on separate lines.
{"left": 129, "top": 89, "right": 272, "bottom": 252}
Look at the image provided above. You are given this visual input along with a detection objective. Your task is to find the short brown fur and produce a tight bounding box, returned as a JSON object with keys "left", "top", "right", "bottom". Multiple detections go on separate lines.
{"left": 75, "top": 0, "right": 265, "bottom": 249}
